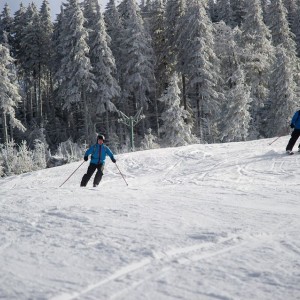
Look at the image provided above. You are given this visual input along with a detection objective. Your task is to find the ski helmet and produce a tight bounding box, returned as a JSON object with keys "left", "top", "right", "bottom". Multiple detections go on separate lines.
{"left": 97, "top": 134, "right": 105, "bottom": 141}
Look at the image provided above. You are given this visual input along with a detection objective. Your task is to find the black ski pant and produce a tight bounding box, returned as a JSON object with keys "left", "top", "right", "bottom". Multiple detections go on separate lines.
{"left": 80, "top": 163, "right": 104, "bottom": 187}
{"left": 286, "top": 129, "right": 300, "bottom": 151}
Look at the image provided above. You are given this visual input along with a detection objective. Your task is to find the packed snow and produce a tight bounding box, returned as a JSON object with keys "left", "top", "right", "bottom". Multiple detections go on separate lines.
{"left": 1, "top": 136, "right": 300, "bottom": 300}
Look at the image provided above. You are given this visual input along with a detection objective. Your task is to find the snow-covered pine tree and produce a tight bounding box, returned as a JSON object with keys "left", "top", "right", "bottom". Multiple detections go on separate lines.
{"left": 19, "top": 3, "right": 44, "bottom": 124}
{"left": 139, "top": 0, "right": 152, "bottom": 31}
{"left": 17, "top": 140, "right": 34, "bottom": 174}
{"left": 230, "top": 0, "right": 246, "bottom": 27}
{"left": 260, "top": 0, "right": 269, "bottom": 23}
{"left": 19, "top": 1, "right": 53, "bottom": 126}
{"left": 215, "top": 0, "right": 233, "bottom": 26}
{"left": 118, "top": 0, "right": 155, "bottom": 126}
{"left": 148, "top": 0, "right": 168, "bottom": 98}
{"left": 83, "top": 0, "right": 98, "bottom": 30}
{"left": 140, "top": 128, "right": 160, "bottom": 150}
{"left": 240, "top": 0, "right": 275, "bottom": 139}
{"left": 104, "top": 0, "right": 126, "bottom": 145}
{"left": 0, "top": 155, "right": 3, "bottom": 176}
{"left": 0, "top": 42, "right": 25, "bottom": 144}
{"left": 45, "top": 6, "right": 69, "bottom": 146}
{"left": 164, "top": 0, "right": 186, "bottom": 75}
{"left": 145, "top": 0, "right": 168, "bottom": 134}
{"left": 214, "top": 22, "right": 247, "bottom": 140}
{"left": 39, "top": 0, "right": 53, "bottom": 63}
{"left": 165, "top": 0, "right": 189, "bottom": 112}
{"left": 158, "top": 72, "right": 197, "bottom": 147}
{"left": 221, "top": 67, "right": 251, "bottom": 142}
{"left": 26, "top": 124, "right": 49, "bottom": 150}
{"left": 83, "top": 0, "right": 120, "bottom": 142}
{"left": 11, "top": 3, "right": 27, "bottom": 64}
{"left": 178, "top": 0, "right": 222, "bottom": 143}
{"left": 0, "top": 3, "right": 13, "bottom": 45}
{"left": 51, "top": 6, "right": 64, "bottom": 78}
{"left": 39, "top": 0, "right": 54, "bottom": 123}
{"left": 267, "top": 0, "right": 300, "bottom": 136}
{"left": 207, "top": 0, "right": 218, "bottom": 22}
{"left": 292, "top": 0, "right": 300, "bottom": 56}
{"left": 214, "top": 22, "right": 239, "bottom": 90}
{"left": 55, "top": 0, "right": 97, "bottom": 141}
{"left": 283, "top": 0, "right": 297, "bottom": 28}
{"left": 104, "top": 0, "right": 123, "bottom": 82}
{"left": 268, "top": 0, "right": 296, "bottom": 51}
{"left": 266, "top": 46, "right": 298, "bottom": 137}
{"left": 32, "top": 139, "right": 47, "bottom": 170}
{"left": 0, "top": 140, "right": 18, "bottom": 176}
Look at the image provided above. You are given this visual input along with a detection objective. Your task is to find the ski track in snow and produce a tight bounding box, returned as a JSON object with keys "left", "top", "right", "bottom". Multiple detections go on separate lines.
{"left": 1, "top": 136, "right": 300, "bottom": 300}
{"left": 51, "top": 231, "right": 263, "bottom": 300}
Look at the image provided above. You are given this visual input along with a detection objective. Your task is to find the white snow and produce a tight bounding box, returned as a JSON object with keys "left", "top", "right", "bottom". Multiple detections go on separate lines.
{"left": 1, "top": 136, "right": 300, "bottom": 300}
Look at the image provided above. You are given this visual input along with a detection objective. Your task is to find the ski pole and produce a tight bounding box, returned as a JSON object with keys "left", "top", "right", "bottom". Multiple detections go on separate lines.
{"left": 268, "top": 136, "right": 281, "bottom": 146}
{"left": 269, "top": 125, "right": 290, "bottom": 146}
{"left": 115, "top": 162, "right": 128, "bottom": 186}
{"left": 59, "top": 160, "right": 85, "bottom": 187}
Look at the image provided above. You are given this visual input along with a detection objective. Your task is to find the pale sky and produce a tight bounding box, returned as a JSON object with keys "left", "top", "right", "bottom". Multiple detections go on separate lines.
{"left": 0, "top": 0, "right": 113, "bottom": 20}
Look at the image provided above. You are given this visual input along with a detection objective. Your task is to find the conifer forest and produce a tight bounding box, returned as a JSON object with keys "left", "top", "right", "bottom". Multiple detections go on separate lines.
{"left": 0, "top": 0, "right": 300, "bottom": 176}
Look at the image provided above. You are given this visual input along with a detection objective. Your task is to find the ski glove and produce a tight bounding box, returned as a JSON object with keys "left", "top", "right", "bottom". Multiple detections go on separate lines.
{"left": 291, "top": 123, "right": 295, "bottom": 129}
{"left": 111, "top": 158, "right": 116, "bottom": 163}
{"left": 84, "top": 156, "right": 88, "bottom": 161}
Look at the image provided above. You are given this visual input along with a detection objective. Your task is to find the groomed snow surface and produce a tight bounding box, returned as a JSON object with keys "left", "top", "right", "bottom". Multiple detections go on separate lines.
{"left": 1, "top": 136, "right": 300, "bottom": 300}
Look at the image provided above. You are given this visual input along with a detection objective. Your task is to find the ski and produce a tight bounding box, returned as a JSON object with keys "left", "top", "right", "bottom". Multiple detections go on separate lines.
{"left": 286, "top": 151, "right": 294, "bottom": 155}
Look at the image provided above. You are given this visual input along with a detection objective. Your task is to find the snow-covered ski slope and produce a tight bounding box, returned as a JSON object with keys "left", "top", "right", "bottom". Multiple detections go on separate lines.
{"left": 1, "top": 136, "right": 300, "bottom": 300}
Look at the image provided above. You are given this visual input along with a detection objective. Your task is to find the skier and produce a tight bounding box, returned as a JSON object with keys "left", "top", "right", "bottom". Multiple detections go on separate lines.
{"left": 286, "top": 110, "right": 300, "bottom": 155}
{"left": 80, "top": 134, "right": 116, "bottom": 187}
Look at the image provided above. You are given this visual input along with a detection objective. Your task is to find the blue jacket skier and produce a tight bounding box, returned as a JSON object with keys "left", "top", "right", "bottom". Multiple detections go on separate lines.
{"left": 80, "top": 135, "right": 116, "bottom": 187}
{"left": 286, "top": 110, "right": 300, "bottom": 154}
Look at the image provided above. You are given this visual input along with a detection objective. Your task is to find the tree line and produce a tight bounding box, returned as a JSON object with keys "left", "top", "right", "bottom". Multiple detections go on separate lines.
{"left": 0, "top": 0, "right": 300, "bottom": 173}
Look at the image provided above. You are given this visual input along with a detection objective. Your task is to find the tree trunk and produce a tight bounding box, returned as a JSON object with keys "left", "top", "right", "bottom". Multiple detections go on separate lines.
{"left": 196, "top": 83, "right": 202, "bottom": 141}
{"left": 38, "top": 63, "right": 42, "bottom": 124}
{"left": 34, "top": 79, "right": 38, "bottom": 121}
{"left": 196, "top": 98, "right": 202, "bottom": 141}
{"left": 82, "top": 87, "right": 89, "bottom": 142}
{"left": 2, "top": 111, "right": 8, "bottom": 145}
{"left": 105, "top": 110, "right": 110, "bottom": 139}
{"left": 154, "top": 90, "right": 160, "bottom": 137}
{"left": 182, "top": 73, "right": 187, "bottom": 110}
{"left": 25, "top": 80, "right": 33, "bottom": 123}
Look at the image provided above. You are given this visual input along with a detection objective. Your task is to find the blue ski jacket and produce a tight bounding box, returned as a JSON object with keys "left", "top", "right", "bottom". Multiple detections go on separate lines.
{"left": 291, "top": 110, "right": 300, "bottom": 130}
{"left": 84, "top": 144, "right": 115, "bottom": 165}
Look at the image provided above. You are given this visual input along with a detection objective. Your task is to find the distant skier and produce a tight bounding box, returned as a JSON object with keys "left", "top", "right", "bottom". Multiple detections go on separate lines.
{"left": 286, "top": 110, "right": 300, "bottom": 155}
{"left": 80, "top": 134, "right": 116, "bottom": 187}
